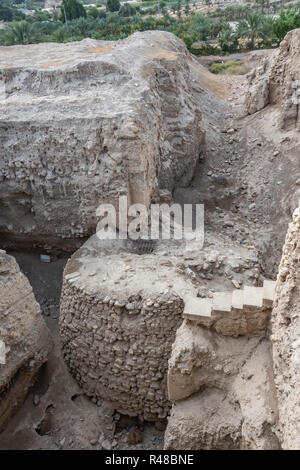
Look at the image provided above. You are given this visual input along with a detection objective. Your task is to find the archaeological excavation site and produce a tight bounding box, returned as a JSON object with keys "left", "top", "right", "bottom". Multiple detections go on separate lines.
{"left": 0, "top": 27, "right": 299, "bottom": 451}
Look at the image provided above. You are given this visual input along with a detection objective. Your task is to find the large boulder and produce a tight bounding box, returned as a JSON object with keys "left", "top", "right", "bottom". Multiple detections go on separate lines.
{"left": 0, "top": 251, "right": 53, "bottom": 431}
{"left": 0, "top": 31, "right": 206, "bottom": 249}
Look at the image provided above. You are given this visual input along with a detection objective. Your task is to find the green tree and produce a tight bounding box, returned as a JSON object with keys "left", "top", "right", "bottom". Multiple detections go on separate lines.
{"left": 257, "top": 0, "right": 266, "bottom": 14}
{"left": 106, "top": 0, "right": 120, "bottom": 12}
{"left": 52, "top": 26, "right": 68, "bottom": 42}
{"left": 0, "top": 6, "right": 13, "bottom": 21}
{"left": 217, "top": 25, "right": 236, "bottom": 52}
{"left": 3, "top": 21, "right": 38, "bottom": 45}
{"left": 32, "top": 10, "right": 52, "bottom": 22}
{"left": 68, "top": 17, "right": 93, "bottom": 36}
{"left": 120, "top": 3, "right": 135, "bottom": 17}
{"left": 272, "top": 9, "right": 300, "bottom": 44}
{"left": 0, "top": 3, "right": 25, "bottom": 21}
{"left": 238, "top": 13, "right": 267, "bottom": 49}
{"left": 176, "top": 0, "right": 182, "bottom": 18}
{"left": 87, "top": 6, "right": 100, "bottom": 18}
{"left": 61, "top": 0, "right": 87, "bottom": 22}
{"left": 188, "top": 13, "right": 213, "bottom": 41}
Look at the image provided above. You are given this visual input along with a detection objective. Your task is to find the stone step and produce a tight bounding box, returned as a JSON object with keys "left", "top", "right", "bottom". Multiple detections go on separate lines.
{"left": 243, "top": 286, "right": 263, "bottom": 309}
{"left": 232, "top": 289, "right": 244, "bottom": 310}
{"left": 183, "top": 296, "right": 212, "bottom": 321}
{"left": 212, "top": 291, "right": 232, "bottom": 313}
{"left": 182, "top": 280, "right": 276, "bottom": 324}
{"left": 263, "top": 279, "right": 276, "bottom": 306}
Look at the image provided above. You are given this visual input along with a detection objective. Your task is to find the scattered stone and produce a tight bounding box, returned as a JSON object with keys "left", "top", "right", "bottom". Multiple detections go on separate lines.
{"left": 227, "top": 128, "right": 235, "bottom": 134}
{"left": 127, "top": 427, "right": 143, "bottom": 445}
{"left": 232, "top": 279, "right": 241, "bottom": 289}
{"left": 33, "top": 394, "right": 40, "bottom": 407}
{"left": 101, "top": 439, "right": 112, "bottom": 450}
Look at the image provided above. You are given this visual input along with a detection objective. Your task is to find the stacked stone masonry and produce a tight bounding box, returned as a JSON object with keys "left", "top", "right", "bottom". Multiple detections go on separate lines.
{"left": 59, "top": 230, "right": 276, "bottom": 422}
{"left": 60, "top": 280, "right": 183, "bottom": 421}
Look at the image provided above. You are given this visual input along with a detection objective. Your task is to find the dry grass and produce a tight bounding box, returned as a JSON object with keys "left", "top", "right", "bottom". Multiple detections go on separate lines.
{"left": 146, "top": 47, "right": 178, "bottom": 60}
{"left": 209, "top": 61, "right": 247, "bottom": 76}
{"left": 191, "top": 62, "right": 229, "bottom": 99}
{"left": 40, "top": 61, "right": 65, "bottom": 68}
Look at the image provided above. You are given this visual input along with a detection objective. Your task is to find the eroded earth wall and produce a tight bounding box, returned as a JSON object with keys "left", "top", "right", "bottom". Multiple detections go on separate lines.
{"left": 0, "top": 32, "right": 205, "bottom": 249}
{"left": 0, "top": 251, "right": 52, "bottom": 431}
{"left": 271, "top": 203, "right": 300, "bottom": 450}
{"left": 246, "top": 28, "right": 300, "bottom": 130}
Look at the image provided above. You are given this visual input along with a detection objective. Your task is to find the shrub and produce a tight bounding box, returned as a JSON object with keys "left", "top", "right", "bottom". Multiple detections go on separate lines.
{"left": 61, "top": 0, "right": 87, "bottom": 22}
{"left": 209, "top": 60, "right": 246, "bottom": 75}
{"left": 106, "top": 0, "right": 120, "bottom": 12}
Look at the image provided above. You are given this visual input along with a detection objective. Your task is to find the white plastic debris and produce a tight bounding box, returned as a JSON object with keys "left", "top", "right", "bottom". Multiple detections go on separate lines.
{"left": 0, "top": 340, "right": 6, "bottom": 365}
{"left": 40, "top": 254, "right": 51, "bottom": 263}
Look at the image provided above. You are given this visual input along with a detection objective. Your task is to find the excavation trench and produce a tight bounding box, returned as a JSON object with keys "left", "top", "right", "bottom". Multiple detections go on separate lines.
{"left": 0, "top": 246, "right": 169, "bottom": 450}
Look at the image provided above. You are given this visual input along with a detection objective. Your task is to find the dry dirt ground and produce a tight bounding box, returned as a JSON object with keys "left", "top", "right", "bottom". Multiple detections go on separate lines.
{"left": 178, "top": 49, "right": 299, "bottom": 279}
{"left": 0, "top": 48, "right": 297, "bottom": 450}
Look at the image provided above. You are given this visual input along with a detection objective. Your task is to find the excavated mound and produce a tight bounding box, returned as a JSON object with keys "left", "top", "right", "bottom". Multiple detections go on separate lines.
{"left": 0, "top": 251, "right": 53, "bottom": 431}
{"left": 59, "top": 236, "right": 185, "bottom": 421}
{"left": 0, "top": 31, "right": 206, "bottom": 250}
{"left": 1, "top": 27, "right": 299, "bottom": 450}
{"left": 59, "top": 227, "right": 260, "bottom": 422}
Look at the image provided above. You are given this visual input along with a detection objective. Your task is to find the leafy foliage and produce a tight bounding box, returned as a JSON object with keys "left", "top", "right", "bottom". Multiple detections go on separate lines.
{"left": 61, "top": 0, "right": 87, "bottom": 22}
{"left": 106, "top": 0, "right": 120, "bottom": 12}
{"left": 2, "top": 21, "right": 38, "bottom": 45}
{"left": 209, "top": 60, "right": 246, "bottom": 75}
{"left": 0, "top": 2, "right": 300, "bottom": 56}
{"left": 272, "top": 8, "right": 300, "bottom": 44}
{"left": 120, "top": 3, "right": 136, "bottom": 17}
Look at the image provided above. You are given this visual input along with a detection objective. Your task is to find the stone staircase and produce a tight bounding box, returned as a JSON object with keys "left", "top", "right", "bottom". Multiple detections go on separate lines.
{"left": 167, "top": 279, "right": 277, "bottom": 408}
{"left": 182, "top": 280, "right": 276, "bottom": 337}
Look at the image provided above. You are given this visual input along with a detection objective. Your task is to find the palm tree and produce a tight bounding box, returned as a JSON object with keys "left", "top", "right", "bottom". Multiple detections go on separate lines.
{"left": 257, "top": 0, "right": 266, "bottom": 14}
{"left": 238, "top": 13, "right": 266, "bottom": 49}
{"left": 176, "top": 0, "right": 182, "bottom": 18}
{"left": 217, "top": 26, "right": 235, "bottom": 52}
{"left": 4, "top": 22, "right": 38, "bottom": 45}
